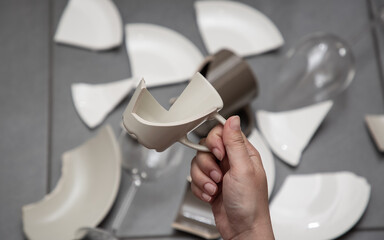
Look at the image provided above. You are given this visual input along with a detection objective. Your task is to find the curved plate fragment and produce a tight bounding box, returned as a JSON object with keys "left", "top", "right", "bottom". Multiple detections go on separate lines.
{"left": 54, "top": 0, "right": 123, "bottom": 50}
{"left": 257, "top": 101, "right": 333, "bottom": 166}
{"left": 22, "top": 125, "right": 121, "bottom": 240}
{"left": 247, "top": 128, "right": 275, "bottom": 198}
{"left": 195, "top": 0, "right": 284, "bottom": 57}
{"left": 126, "top": 23, "right": 204, "bottom": 87}
{"left": 270, "top": 172, "right": 370, "bottom": 240}
{"left": 72, "top": 78, "right": 137, "bottom": 128}
{"left": 365, "top": 114, "right": 384, "bottom": 152}
{"left": 122, "top": 73, "right": 223, "bottom": 152}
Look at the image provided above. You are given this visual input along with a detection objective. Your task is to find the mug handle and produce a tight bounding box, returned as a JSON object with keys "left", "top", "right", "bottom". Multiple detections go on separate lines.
{"left": 178, "top": 112, "right": 226, "bottom": 152}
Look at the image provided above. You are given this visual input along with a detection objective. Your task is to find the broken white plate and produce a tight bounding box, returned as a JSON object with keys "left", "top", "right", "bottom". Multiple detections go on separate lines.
{"left": 257, "top": 100, "right": 333, "bottom": 166}
{"left": 22, "top": 125, "right": 121, "bottom": 240}
{"left": 247, "top": 128, "right": 275, "bottom": 198}
{"left": 365, "top": 114, "right": 384, "bottom": 152}
{"left": 126, "top": 23, "right": 204, "bottom": 87}
{"left": 122, "top": 72, "right": 225, "bottom": 152}
{"left": 72, "top": 78, "right": 138, "bottom": 128}
{"left": 270, "top": 172, "right": 371, "bottom": 240}
{"left": 194, "top": 0, "right": 284, "bottom": 57}
{"left": 55, "top": 0, "right": 123, "bottom": 50}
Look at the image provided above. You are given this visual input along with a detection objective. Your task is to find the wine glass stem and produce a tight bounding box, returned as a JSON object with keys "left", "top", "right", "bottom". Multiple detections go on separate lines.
{"left": 111, "top": 174, "right": 141, "bottom": 234}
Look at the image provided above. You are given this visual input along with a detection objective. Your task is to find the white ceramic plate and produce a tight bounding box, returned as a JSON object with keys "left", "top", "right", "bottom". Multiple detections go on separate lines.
{"left": 126, "top": 23, "right": 204, "bottom": 87}
{"left": 247, "top": 128, "right": 275, "bottom": 198}
{"left": 270, "top": 172, "right": 371, "bottom": 240}
{"left": 55, "top": 0, "right": 123, "bottom": 50}
{"left": 195, "top": 0, "right": 284, "bottom": 57}
{"left": 365, "top": 114, "right": 384, "bottom": 152}
{"left": 72, "top": 78, "right": 138, "bottom": 128}
{"left": 22, "top": 125, "right": 121, "bottom": 240}
{"left": 257, "top": 101, "right": 333, "bottom": 167}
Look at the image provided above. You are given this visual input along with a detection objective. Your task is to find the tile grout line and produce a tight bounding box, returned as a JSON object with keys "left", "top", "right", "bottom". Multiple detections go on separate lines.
{"left": 46, "top": 0, "right": 53, "bottom": 194}
{"left": 367, "top": 0, "right": 384, "bottom": 111}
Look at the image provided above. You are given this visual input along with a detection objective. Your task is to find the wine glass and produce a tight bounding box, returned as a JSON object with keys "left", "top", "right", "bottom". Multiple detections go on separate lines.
{"left": 78, "top": 129, "right": 184, "bottom": 240}
{"left": 266, "top": 32, "right": 355, "bottom": 111}
{"left": 111, "top": 130, "right": 184, "bottom": 232}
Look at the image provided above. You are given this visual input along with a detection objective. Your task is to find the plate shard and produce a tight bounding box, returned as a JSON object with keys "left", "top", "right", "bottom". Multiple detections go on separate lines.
{"left": 126, "top": 23, "right": 204, "bottom": 87}
{"left": 270, "top": 172, "right": 371, "bottom": 240}
{"left": 257, "top": 100, "right": 333, "bottom": 166}
{"left": 22, "top": 125, "right": 121, "bottom": 240}
{"left": 54, "top": 0, "right": 123, "bottom": 50}
{"left": 71, "top": 78, "right": 136, "bottom": 128}
{"left": 195, "top": 0, "right": 284, "bottom": 57}
{"left": 365, "top": 114, "right": 384, "bottom": 152}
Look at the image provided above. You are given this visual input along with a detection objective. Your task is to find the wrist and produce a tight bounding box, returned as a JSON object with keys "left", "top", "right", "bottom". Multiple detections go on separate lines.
{"left": 230, "top": 222, "right": 274, "bottom": 240}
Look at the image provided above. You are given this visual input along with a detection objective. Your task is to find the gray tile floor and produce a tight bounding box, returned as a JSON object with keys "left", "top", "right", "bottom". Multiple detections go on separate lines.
{"left": 1, "top": 0, "right": 384, "bottom": 239}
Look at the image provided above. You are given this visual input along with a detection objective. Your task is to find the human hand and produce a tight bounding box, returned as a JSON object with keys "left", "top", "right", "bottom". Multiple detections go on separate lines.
{"left": 190, "top": 116, "right": 274, "bottom": 240}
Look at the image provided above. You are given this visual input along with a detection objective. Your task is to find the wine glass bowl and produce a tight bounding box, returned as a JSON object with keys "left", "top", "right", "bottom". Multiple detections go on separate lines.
{"left": 267, "top": 33, "right": 355, "bottom": 111}
{"left": 119, "top": 130, "right": 184, "bottom": 182}
{"left": 108, "top": 130, "right": 184, "bottom": 234}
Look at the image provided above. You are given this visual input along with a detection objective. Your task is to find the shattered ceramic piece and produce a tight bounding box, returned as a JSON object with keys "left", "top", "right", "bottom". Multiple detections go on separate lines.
{"left": 257, "top": 100, "right": 333, "bottom": 166}
{"left": 71, "top": 78, "right": 137, "bottom": 128}
{"left": 122, "top": 72, "right": 225, "bottom": 152}
{"left": 270, "top": 172, "right": 371, "bottom": 240}
{"left": 248, "top": 128, "right": 275, "bottom": 197}
{"left": 365, "top": 114, "right": 384, "bottom": 152}
{"left": 22, "top": 125, "right": 121, "bottom": 240}
{"left": 54, "top": 0, "right": 123, "bottom": 50}
{"left": 194, "top": 0, "right": 284, "bottom": 57}
{"left": 126, "top": 23, "right": 204, "bottom": 87}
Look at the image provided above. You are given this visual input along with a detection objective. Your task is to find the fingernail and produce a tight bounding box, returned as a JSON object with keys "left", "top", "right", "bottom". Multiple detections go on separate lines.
{"left": 204, "top": 183, "right": 217, "bottom": 195}
{"left": 230, "top": 116, "right": 241, "bottom": 130}
{"left": 202, "top": 193, "right": 211, "bottom": 202}
{"left": 212, "top": 147, "right": 222, "bottom": 161}
{"left": 210, "top": 170, "right": 221, "bottom": 183}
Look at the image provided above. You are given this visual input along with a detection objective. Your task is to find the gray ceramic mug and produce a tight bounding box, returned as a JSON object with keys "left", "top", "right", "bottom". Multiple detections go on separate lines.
{"left": 194, "top": 49, "right": 259, "bottom": 137}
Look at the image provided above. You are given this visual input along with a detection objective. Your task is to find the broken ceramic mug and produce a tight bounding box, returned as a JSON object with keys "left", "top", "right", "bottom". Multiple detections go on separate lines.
{"left": 122, "top": 72, "right": 226, "bottom": 152}
{"left": 193, "top": 49, "right": 258, "bottom": 137}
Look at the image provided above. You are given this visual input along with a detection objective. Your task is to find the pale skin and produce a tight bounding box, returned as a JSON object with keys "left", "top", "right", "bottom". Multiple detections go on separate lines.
{"left": 190, "top": 116, "right": 275, "bottom": 240}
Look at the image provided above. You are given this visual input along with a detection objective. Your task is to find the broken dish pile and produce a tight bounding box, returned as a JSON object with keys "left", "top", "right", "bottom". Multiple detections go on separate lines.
{"left": 21, "top": 1, "right": 374, "bottom": 240}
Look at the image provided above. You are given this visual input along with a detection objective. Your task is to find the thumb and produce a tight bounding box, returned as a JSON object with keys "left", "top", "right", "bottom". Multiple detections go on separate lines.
{"left": 222, "top": 116, "right": 251, "bottom": 171}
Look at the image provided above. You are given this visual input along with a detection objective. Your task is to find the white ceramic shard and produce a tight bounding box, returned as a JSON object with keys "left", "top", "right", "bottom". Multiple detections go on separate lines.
{"left": 365, "top": 114, "right": 384, "bottom": 152}
{"left": 257, "top": 101, "right": 333, "bottom": 166}
{"left": 122, "top": 72, "right": 225, "bottom": 152}
{"left": 71, "top": 78, "right": 138, "bottom": 128}
{"left": 22, "top": 125, "right": 121, "bottom": 240}
{"left": 270, "top": 172, "right": 371, "bottom": 240}
{"left": 54, "top": 0, "right": 123, "bottom": 50}
{"left": 194, "top": 0, "right": 284, "bottom": 57}
{"left": 126, "top": 23, "right": 204, "bottom": 87}
{"left": 247, "top": 128, "right": 275, "bottom": 198}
